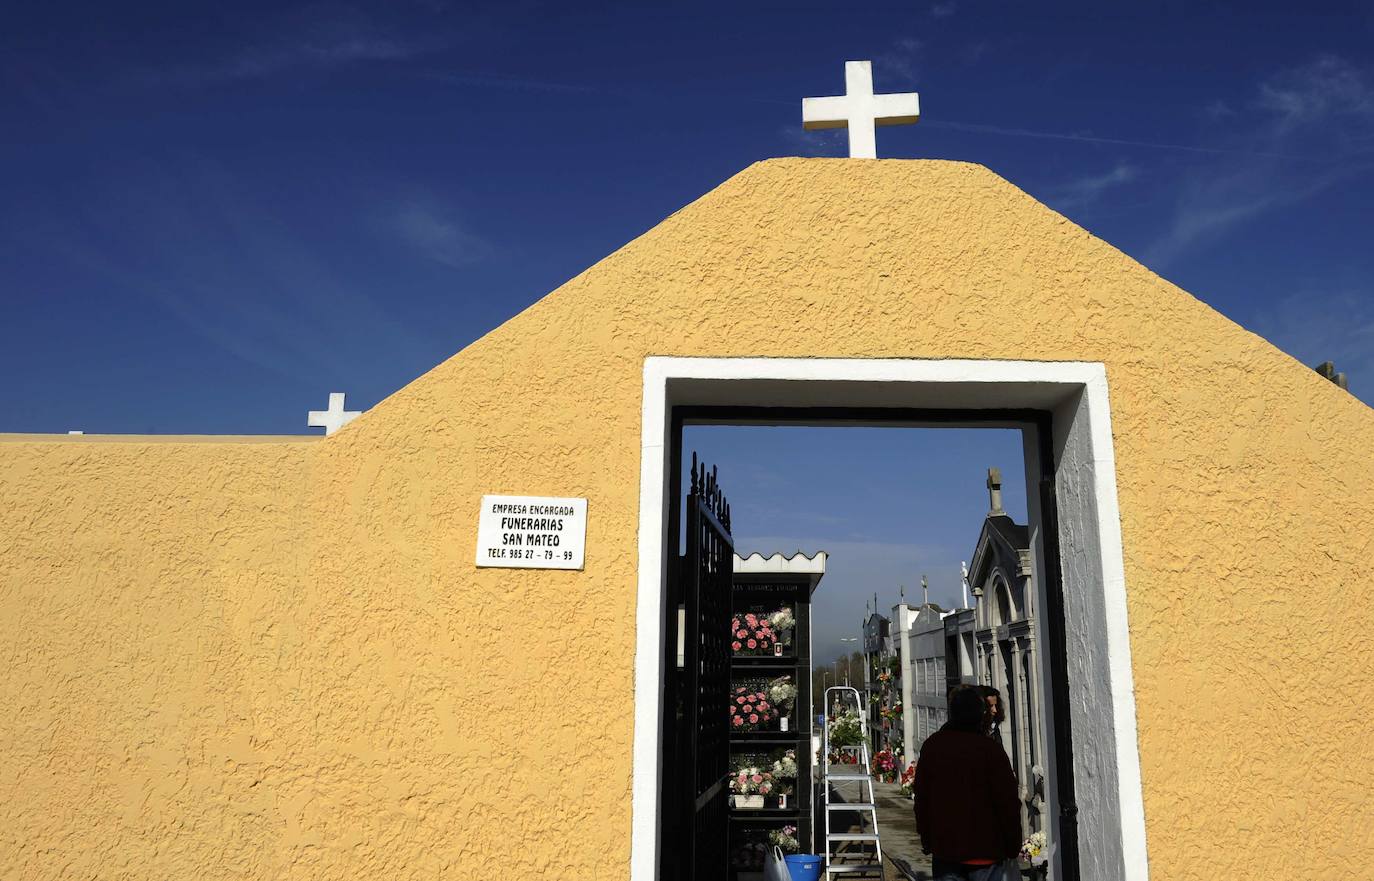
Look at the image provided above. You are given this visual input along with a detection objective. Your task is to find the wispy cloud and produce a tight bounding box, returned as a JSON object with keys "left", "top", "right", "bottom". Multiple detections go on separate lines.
{"left": 931, "top": 2, "right": 958, "bottom": 18}
{"left": 1144, "top": 167, "right": 1355, "bottom": 267}
{"left": 142, "top": 12, "right": 446, "bottom": 87}
{"left": 877, "top": 37, "right": 923, "bottom": 82}
{"left": 390, "top": 201, "right": 492, "bottom": 268}
{"left": 924, "top": 119, "right": 1316, "bottom": 160}
{"left": 1044, "top": 162, "right": 1138, "bottom": 211}
{"left": 1203, "top": 99, "right": 1237, "bottom": 121}
{"left": 1256, "top": 54, "right": 1374, "bottom": 134}
{"left": 15, "top": 160, "right": 433, "bottom": 381}
{"left": 920, "top": 57, "right": 1372, "bottom": 265}
{"left": 1144, "top": 54, "right": 1374, "bottom": 267}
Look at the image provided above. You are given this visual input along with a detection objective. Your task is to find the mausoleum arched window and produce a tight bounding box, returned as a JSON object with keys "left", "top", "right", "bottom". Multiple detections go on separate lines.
{"left": 994, "top": 574, "right": 1015, "bottom": 625}
{"left": 1010, "top": 579, "right": 1026, "bottom": 623}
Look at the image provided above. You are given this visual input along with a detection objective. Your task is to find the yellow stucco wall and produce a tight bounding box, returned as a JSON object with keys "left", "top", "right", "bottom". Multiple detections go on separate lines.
{"left": 2, "top": 158, "right": 1371, "bottom": 880}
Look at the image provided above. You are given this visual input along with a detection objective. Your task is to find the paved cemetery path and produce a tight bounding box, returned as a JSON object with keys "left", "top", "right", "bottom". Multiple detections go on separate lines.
{"left": 823, "top": 779, "right": 932, "bottom": 880}
{"left": 871, "top": 781, "right": 932, "bottom": 880}
{"left": 870, "top": 783, "right": 1041, "bottom": 880}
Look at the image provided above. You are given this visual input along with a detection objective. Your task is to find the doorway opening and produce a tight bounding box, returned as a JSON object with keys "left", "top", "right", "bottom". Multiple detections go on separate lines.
{"left": 630, "top": 359, "right": 1148, "bottom": 881}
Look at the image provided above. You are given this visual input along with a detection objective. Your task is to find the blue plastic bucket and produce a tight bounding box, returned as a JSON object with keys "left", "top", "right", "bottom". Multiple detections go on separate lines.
{"left": 784, "top": 854, "right": 823, "bottom": 881}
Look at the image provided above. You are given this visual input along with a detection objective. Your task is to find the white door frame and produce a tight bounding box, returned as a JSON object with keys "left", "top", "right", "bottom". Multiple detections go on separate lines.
{"left": 630, "top": 357, "right": 1149, "bottom": 881}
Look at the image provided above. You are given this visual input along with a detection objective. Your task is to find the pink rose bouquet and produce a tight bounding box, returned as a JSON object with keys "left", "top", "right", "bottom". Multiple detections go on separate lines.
{"left": 729, "top": 684, "right": 778, "bottom": 731}
{"left": 730, "top": 611, "right": 776, "bottom": 655}
{"left": 729, "top": 606, "right": 795, "bottom": 655}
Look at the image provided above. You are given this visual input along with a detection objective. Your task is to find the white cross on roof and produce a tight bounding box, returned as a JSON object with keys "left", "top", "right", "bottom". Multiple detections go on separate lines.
{"left": 307, "top": 392, "right": 361, "bottom": 436}
{"left": 802, "top": 60, "right": 920, "bottom": 159}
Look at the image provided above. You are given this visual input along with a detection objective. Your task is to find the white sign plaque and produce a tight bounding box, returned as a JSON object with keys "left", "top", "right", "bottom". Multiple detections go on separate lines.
{"left": 475, "top": 495, "right": 587, "bottom": 570}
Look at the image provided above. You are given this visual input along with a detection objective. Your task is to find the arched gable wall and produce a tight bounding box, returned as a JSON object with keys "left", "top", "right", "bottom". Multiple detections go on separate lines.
{"left": 1, "top": 159, "right": 1372, "bottom": 881}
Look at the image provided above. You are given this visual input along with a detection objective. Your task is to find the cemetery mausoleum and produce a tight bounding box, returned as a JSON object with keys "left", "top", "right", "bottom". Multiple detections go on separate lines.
{"left": 2, "top": 158, "right": 1372, "bottom": 880}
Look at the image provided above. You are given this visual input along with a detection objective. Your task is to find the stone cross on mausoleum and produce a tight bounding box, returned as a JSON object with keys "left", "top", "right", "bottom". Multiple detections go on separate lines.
{"left": 802, "top": 60, "right": 920, "bottom": 159}
{"left": 307, "top": 392, "right": 361, "bottom": 436}
{"left": 987, "top": 466, "right": 1005, "bottom": 515}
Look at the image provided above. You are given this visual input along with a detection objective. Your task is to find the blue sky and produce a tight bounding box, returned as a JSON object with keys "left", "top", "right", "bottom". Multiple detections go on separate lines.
{"left": 4, "top": 2, "right": 1371, "bottom": 655}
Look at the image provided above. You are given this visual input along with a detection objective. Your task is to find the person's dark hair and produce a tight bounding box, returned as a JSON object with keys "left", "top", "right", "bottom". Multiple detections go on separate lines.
{"left": 947, "top": 685, "right": 985, "bottom": 731}
{"left": 978, "top": 684, "right": 1005, "bottom": 728}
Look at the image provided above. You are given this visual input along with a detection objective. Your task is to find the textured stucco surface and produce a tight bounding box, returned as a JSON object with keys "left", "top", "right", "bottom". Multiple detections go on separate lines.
{"left": 2, "top": 158, "right": 1372, "bottom": 880}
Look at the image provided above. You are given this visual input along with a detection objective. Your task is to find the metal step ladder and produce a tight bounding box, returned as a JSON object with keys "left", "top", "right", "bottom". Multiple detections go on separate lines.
{"left": 821, "top": 686, "right": 886, "bottom": 880}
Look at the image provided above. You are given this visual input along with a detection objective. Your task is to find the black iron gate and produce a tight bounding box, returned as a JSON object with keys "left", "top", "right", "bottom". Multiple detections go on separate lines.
{"left": 662, "top": 454, "right": 734, "bottom": 881}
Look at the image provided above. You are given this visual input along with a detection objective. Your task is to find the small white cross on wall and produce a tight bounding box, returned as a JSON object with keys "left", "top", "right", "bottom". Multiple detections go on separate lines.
{"left": 802, "top": 60, "right": 920, "bottom": 159}
{"left": 307, "top": 392, "right": 361, "bottom": 436}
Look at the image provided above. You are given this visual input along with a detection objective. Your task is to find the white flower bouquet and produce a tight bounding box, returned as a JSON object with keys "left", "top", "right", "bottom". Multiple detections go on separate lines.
{"left": 1019, "top": 831, "right": 1048, "bottom": 865}
{"left": 767, "top": 675, "right": 797, "bottom": 713}
{"left": 771, "top": 748, "right": 798, "bottom": 781}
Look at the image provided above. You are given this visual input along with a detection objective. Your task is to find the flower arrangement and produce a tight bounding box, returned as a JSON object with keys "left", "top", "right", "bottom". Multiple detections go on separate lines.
{"left": 828, "top": 711, "right": 864, "bottom": 748}
{"left": 771, "top": 748, "right": 798, "bottom": 782}
{"left": 730, "top": 606, "right": 796, "bottom": 656}
{"left": 1020, "top": 831, "right": 1048, "bottom": 864}
{"left": 769, "top": 607, "right": 795, "bottom": 634}
{"left": 898, "top": 762, "right": 916, "bottom": 797}
{"left": 876, "top": 670, "right": 893, "bottom": 684}
{"left": 730, "top": 611, "right": 777, "bottom": 655}
{"left": 818, "top": 709, "right": 862, "bottom": 764}
{"left": 730, "top": 763, "right": 777, "bottom": 797}
{"left": 825, "top": 710, "right": 865, "bottom": 766}
{"left": 880, "top": 701, "right": 903, "bottom": 721}
{"left": 767, "top": 675, "right": 797, "bottom": 713}
{"left": 768, "top": 824, "right": 800, "bottom": 852}
{"left": 871, "top": 748, "right": 899, "bottom": 783}
{"left": 730, "top": 676, "right": 796, "bottom": 732}
{"left": 730, "top": 683, "right": 778, "bottom": 731}
{"left": 733, "top": 750, "right": 799, "bottom": 793}
{"left": 731, "top": 749, "right": 797, "bottom": 810}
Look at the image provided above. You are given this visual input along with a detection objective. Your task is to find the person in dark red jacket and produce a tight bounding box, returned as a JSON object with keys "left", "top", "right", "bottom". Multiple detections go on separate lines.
{"left": 913, "top": 684, "right": 1022, "bottom": 880}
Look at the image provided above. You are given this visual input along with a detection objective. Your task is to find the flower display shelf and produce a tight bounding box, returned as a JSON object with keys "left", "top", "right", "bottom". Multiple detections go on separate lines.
{"left": 726, "top": 557, "right": 822, "bottom": 874}
{"left": 731, "top": 736, "right": 797, "bottom": 747}
{"left": 729, "top": 747, "right": 799, "bottom": 815}
{"left": 730, "top": 656, "right": 796, "bottom": 669}
{"left": 729, "top": 674, "right": 796, "bottom": 735}
{"left": 727, "top": 819, "right": 804, "bottom": 881}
